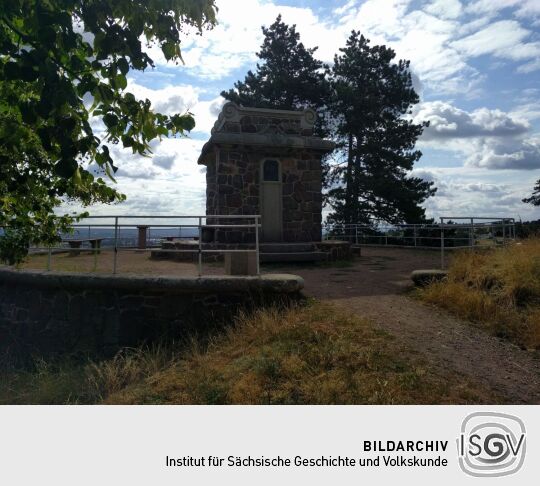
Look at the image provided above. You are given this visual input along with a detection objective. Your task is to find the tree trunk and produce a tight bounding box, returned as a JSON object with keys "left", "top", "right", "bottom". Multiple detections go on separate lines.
{"left": 344, "top": 132, "right": 354, "bottom": 224}
{"left": 352, "top": 141, "right": 362, "bottom": 223}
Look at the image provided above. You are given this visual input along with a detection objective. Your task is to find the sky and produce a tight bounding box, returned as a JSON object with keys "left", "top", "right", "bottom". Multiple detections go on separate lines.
{"left": 78, "top": 0, "right": 540, "bottom": 222}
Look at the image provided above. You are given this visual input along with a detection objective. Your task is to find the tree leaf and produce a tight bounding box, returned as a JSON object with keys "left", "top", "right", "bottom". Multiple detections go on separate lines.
{"left": 115, "top": 74, "right": 127, "bottom": 90}
{"left": 117, "top": 58, "right": 129, "bottom": 76}
{"left": 54, "top": 159, "right": 78, "bottom": 178}
{"left": 162, "top": 41, "right": 178, "bottom": 61}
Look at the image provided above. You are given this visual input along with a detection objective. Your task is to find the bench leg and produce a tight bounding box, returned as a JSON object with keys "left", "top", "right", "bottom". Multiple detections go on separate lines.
{"left": 68, "top": 243, "right": 81, "bottom": 257}
{"left": 91, "top": 241, "right": 101, "bottom": 254}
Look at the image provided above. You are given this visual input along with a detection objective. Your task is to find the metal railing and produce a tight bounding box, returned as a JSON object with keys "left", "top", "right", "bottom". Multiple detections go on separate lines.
{"left": 438, "top": 217, "right": 515, "bottom": 269}
{"left": 323, "top": 217, "right": 516, "bottom": 269}
{"left": 27, "top": 215, "right": 261, "bottom": 276}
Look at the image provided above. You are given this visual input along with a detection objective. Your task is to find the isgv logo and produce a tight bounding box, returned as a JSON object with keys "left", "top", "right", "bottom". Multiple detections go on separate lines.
{"left": 457, "top": 412, "right": 526, "bottom": 477}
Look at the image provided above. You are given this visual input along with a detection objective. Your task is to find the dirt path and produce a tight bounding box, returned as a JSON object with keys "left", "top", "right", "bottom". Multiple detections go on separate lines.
{"left": 272, "top": 247, "right": 540, "bottom": 404}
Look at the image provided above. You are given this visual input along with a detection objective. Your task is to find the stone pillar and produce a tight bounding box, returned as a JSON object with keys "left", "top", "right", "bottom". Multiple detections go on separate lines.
{"left": 137, "top": 225, "right": 149, "bottom": 249}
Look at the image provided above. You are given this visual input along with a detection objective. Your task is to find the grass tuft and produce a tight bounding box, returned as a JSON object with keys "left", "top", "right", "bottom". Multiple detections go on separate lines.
{"left": 418, "top": 238, "right": 540, "bottom": 349}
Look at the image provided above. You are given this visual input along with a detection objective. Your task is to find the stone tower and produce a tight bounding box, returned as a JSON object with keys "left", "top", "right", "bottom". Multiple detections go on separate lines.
{"left": 197, "top": 102, "right": 334, "bottom": 243}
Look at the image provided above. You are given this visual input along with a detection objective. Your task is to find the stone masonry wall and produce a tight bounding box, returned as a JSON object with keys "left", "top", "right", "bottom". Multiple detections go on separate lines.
{"left": 204, "top": 148, "right": 322, "bottom": 243}
{"left": 0, "top": 269, "right": 303, "bottom": 363}
{"left": 281, "top": 155, "right": 322, "bottom": 242}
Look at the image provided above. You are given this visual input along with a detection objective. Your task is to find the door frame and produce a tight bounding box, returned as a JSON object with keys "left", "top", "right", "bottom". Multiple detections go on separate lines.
{"left": 259, "top": 158, "right": 283, "bottom": 242}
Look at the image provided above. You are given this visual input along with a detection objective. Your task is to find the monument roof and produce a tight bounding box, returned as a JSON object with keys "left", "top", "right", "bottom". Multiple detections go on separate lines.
{"left": 197, "top": 102, "right": 335, "bottom": 165}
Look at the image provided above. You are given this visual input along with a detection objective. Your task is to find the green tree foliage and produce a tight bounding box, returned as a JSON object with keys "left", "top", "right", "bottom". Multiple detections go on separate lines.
{"left": 0, "top": 0, "right": 217, "bottom": 263}
{"left": 327, "top": 32, "right": 435, "bottom": 225}
{"left": 523, "top": 180, "right": 540, "bottom": 206}
{"left": 221, "top": 15, "right": 330, "bottom": 136}
{"left": 224, "top": 20, "right": 435, "bottom": 225}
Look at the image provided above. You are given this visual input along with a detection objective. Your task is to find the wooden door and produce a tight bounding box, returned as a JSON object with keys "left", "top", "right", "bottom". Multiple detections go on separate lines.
{"left": 260, "top": 159, "right": 282, "bottom": 242}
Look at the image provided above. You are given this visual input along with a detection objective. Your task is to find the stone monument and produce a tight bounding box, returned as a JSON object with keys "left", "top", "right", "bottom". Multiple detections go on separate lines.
{"left": 197, "top": 102, "right": 335, "bottom": 244}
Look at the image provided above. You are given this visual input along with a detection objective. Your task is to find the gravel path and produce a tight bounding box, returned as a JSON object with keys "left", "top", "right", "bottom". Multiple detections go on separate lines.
{"left": 271, "top": 247, "right": 540, "bottom": 404}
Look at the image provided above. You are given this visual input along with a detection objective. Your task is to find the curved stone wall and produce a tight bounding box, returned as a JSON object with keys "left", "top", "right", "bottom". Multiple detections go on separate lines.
{"left": 0, "top": 268, "right": 303, "bottom": 362}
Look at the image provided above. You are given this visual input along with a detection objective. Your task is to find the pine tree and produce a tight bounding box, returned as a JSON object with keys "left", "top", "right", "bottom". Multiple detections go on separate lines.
{"left": 221, "top": 15, "right": 329, "bottom": 135}
{"left": 523, "top": 180, "right": 540, "bottom": 206}
{"left": 326, "top": 32, "right": 435, "bottom": 225}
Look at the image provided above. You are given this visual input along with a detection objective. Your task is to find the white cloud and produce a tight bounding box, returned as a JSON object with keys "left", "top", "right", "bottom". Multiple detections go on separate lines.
{"left": 451, "top": 20, "right": 540, "bottom": 69}
{"left": 143, "top": 0, "right": 331, "bottom": 79}
{"left": 124, "top": 80, "right": 224, "bottom": 134}
{"left": 137, "top": 0, "right": 536, "bottom": 97}
{"left": 126, "top": 81, "right": 199, "bottom": 115}
{"left": 153, "top": 154, "right": 175, "bottom": 170}
{"left": 138, "top": 0, "right": 460, "bottom": 94}
{"left": 332, "top": 0, "right": 480, "bottom": 95}
{"left": 414, "top": 101, "right": 529, "bottom": 140}
{"left": 510, "top": 101, "right": 540, "bottom": 123}
{"left": 82, "top": 137, "right": 208, "bottom": 215}
{"left": 453, "top": 6, "right": 540, "bottom": 71}
{"left": 338, "top": 0, "right": 411, "bottom": 39}
{"left": 465, "top": 0, "right": 540, "bottom": 19}
{"left": 461, "top": 182, "right": 510, "bottom": 194}
{"left": 333, "top": 0, "right": 357, "bottom": 16}
{"left": 191, "top": 96, "right": 226, "bottom": 133}
{"left": 411, "top": 167, "right": 540, "bottom": 219}
{"left": 414, "top": 101, "right": 540, "bottom": 170}
{"left": 425, "top": 0, "right": 463, "bottom": 20}
{"left": 517, "top": 58, "right": 540, "bottom": 73}
{"left": 467, "top": 136, "right": 540, "bottom": 170}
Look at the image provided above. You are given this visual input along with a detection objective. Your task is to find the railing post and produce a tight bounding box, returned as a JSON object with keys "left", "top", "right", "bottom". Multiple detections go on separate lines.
{"left": 413, "top": 225, "right": 417, "bottom": 247}
{"left": 255, "top": 215, "right": 260, "bottom": 276}
{"left": 93, "top": 243, "right": 98, "bottom": 272}
{"left": 355, "top": 225, "right": 358, "bottom": 245}
{"left": 198, "top": 217, "right": 202, "bottom": 277}
{"left": 113, "top": 216, "right": 119, "bottom": 274}
{"left": 47, "top": 246, "right": 52, "bottom": 271}
{"left": 440, "top": 217, "right": 445, "bottom": 270}
{"left": 136, "top": 225, "right": 149, "bottom": 250}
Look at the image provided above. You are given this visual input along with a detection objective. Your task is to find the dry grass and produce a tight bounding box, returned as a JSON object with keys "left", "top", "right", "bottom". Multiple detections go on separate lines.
{"left": 0, "top": 345, "right": 177, "bottom": 405}
{"left": 16, "top": 251, "right": 224, "bottom": 276}
{"left": 108, "top": 302, "right": 495, "bottom": 405}
{"left": 0, "top": 302, "right": 496, "bottom": 405}
{"left": 418, "top": 238, "right": 540, "bottom": 349}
